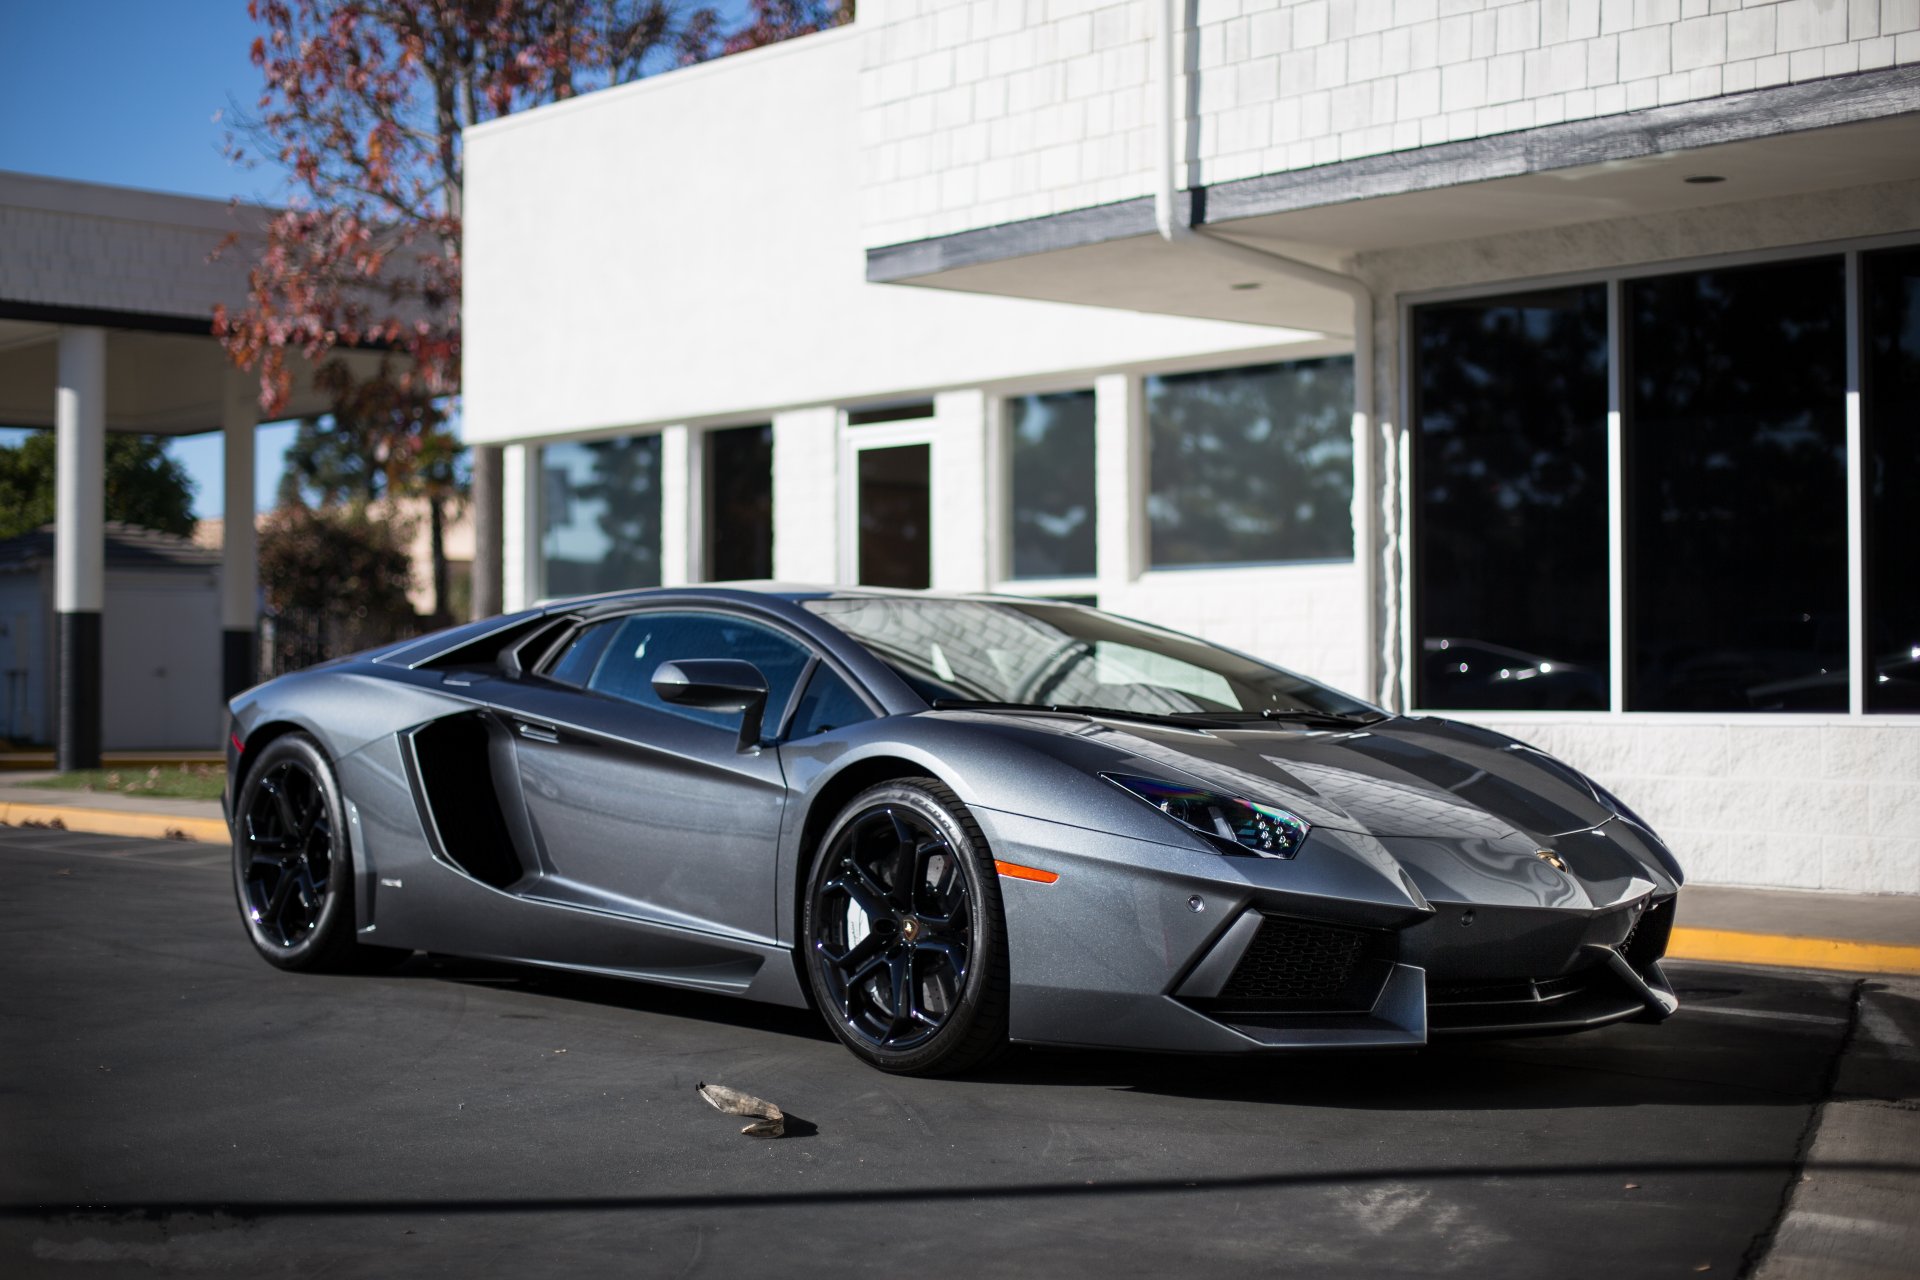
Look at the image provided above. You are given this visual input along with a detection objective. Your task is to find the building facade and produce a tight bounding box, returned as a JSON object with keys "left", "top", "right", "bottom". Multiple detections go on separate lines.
{"left": 462, "top": 1, "right": 1920, "bottom": 894}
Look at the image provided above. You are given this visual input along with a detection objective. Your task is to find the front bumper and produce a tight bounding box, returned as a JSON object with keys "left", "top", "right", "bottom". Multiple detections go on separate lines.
{"left": 975, "top": 807, "right": 1679, "bottom": 1054}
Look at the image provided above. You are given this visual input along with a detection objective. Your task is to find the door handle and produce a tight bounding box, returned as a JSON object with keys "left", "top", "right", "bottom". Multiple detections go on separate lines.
{"left": 514, "top": 720, "right": 560, "bottom": 744}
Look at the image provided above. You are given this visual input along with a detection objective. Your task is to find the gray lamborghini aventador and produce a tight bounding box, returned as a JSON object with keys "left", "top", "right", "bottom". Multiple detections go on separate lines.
{"left": 225, "top": 586, "right": 1682, "bottom": 1075}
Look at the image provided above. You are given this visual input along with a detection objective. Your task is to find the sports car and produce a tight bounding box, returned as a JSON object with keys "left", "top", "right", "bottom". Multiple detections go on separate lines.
{"left": 226, "top": 586, "right": 1683, "bottom": 1075}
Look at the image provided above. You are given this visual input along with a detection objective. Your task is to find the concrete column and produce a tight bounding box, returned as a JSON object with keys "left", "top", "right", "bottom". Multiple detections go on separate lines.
{"left": 55, "top": 327, "right": 106, "bottom": 771}
{"left": 469, "top": 444, "right": 504, "bottom": 619}
{"left": 771, "top": 407, "right": 840, "bottom": 583}
{"left": 931, "top": 389, "right": 990, "bottom": 591}
{"left": 659, "top": 425, "right": 693, "bottom": 587}
{"left": 1094, "top": 372, "right": 1146, "bottom": 606}
{"left": 502, "top": 444, "right": 534, "bottom": 611}
{"left": 221, "top": 371, "right": 258, "bottom": 698}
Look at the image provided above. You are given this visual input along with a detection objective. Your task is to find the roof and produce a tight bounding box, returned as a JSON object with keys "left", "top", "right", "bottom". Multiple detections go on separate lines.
{"left": 0, "top": 522, "right": 223, "bottom": 574}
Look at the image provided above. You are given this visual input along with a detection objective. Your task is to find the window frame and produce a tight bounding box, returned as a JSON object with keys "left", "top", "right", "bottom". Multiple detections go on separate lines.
{"left": 1397, "top": 228, "right": 1920, "bottom": 723}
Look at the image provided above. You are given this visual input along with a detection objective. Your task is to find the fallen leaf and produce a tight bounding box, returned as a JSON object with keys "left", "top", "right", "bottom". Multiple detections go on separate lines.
{"left": 697, "top": 1081, "right": 785, "bottom": 1138}
{"left": 1623, "top": 1183, "right": 1639, "bottom": 1190}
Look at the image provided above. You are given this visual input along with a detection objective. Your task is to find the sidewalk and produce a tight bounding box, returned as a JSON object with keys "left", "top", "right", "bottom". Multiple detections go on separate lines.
{"left": 2, "top": 779, "right": 1914, "bottom": 976}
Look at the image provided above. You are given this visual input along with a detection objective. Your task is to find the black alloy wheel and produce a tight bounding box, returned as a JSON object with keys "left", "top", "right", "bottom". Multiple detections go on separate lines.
{"left": 804, "top": 778, "right": 1008, "bottom": 1075}
{"left": 231, "top": 733, "right": 403, "bottom": 973}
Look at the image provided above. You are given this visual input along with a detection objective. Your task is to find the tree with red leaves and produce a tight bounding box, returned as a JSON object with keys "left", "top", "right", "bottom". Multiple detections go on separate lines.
{"left": 219, "top": 0, "right": 845, "bottom": 614}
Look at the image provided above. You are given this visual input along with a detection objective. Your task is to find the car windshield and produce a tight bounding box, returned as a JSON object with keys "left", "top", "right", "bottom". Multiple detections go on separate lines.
{"left": 803, "top": 596, "right": 1382, "bottom": 722}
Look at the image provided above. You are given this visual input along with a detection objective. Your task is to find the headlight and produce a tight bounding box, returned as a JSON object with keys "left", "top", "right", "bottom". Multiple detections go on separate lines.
{"left": 1102, "top": 773, "right": 1310, "bottom": 859}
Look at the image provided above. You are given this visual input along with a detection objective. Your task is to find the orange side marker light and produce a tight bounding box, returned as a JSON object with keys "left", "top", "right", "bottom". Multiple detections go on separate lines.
{"left": 994, "top": 859, "right": 1059, "bottom": 884}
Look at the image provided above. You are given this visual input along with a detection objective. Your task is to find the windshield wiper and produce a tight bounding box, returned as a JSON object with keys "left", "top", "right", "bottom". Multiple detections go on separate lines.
{"left": 1187, "top": 708, "right": 1388, "bottom": 728}
{"left": 928, "top": 699, "right": 1232, "bottom": 727}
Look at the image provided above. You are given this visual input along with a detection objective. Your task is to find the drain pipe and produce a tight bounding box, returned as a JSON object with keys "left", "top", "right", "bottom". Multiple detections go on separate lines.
{"left": 1152, "top": 0, "right": 1389, "bottom": 709}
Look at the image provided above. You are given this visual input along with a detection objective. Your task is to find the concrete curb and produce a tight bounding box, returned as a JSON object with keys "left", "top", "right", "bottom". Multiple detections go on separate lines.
{"left": 1668, "top": 926, "right": 1920, "bottom": 977}
{"left": 0, "top": 801, "right": 227, "bottom": 846}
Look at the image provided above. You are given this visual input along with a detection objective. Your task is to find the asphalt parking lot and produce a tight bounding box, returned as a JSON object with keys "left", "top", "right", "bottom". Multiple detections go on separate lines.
{"left": 0, "top": 826, "right": 1908, "bottom": 1278}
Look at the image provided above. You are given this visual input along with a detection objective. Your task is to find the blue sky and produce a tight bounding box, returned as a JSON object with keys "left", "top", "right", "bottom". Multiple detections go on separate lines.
{"left": 0, "top": 0, "right": 751, "bottom": 519}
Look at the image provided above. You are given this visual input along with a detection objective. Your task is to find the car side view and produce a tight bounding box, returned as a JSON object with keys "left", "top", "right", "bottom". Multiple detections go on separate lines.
{"left": 226, "top": 586, "right": 1682, "bottom": 1075}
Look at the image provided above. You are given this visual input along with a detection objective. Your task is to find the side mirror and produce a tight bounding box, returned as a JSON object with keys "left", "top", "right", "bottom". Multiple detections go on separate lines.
{"left": 651, "top": 659, "right": 770, "bottom": 751}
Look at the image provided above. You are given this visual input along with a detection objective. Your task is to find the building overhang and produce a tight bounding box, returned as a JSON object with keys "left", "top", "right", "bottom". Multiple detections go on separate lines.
{"left": 866, "top": 65, "right": 1920, "bottom": 330}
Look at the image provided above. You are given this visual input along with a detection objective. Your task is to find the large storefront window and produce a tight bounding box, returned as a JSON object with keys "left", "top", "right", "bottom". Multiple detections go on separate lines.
{"left": 705, "top": 424, "right": 773, "bottom": 581}
{"left": 1146, "top": 357, "right": 1354, "bottom": 568}
{"left": 1008, "top": 390, "right": 1096, "bottom": 579}
{"left": 1627, "top": 258, "right": 1848, "bottom": 711}
{"left": 541, "top": 434, "right": 662, "bottom": 597}
{"left": 1864, "top": 245, "right": 1920, "bottom": 711}
{"left": 1413, "top": 286, "right": 1610, "bottom": 710}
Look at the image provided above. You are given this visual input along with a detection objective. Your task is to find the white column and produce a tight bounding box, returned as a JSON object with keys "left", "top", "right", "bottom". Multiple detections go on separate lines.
{"left": 659, "top": 425, "right": 693, "bottom": 587}
{"left": 931, "top": 389, "right": 989, "bottom": 591}
{"left": 55, "top": 328, "right": 106, "bottom": 615}
{"left": 220, "top": 370, "right": 259, "bottom": 695}
{"left": 1094, "top": 372, "right": 1145, "bottom": 605}
{"left": 772, "top": 407, "right": 841, "bottom": 583}
{"left": 55, "top": 326, "right": 106, "bottom": 770}
{"left": 502, "top": 443, "right": 534, "bottom": 610}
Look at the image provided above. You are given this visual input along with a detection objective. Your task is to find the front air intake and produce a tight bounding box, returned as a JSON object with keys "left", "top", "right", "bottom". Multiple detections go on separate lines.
{"left": 1208, "top": 916, "right": 1394, "bottom": 1014}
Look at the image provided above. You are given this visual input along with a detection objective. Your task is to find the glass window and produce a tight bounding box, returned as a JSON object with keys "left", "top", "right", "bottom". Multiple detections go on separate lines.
{"left": 1008, "top": 390, "right": 1097, "bottom": 579}
{"left": 1145, "top": 357, "right": 1354, "bottom": 568}
{"left": 705, "top": 424, "right": 774, "bottom": 582}
{"left": 541, "top": 435, "right": 662, "bottom": 597}
{"left": 1863, "top": 245, "right": 1920, "bottom": 711}
{"left": 785, "top": 665, "right": 877, "bottom": 740}
{"left": 546, "top": 619, "right": 617, "bottom": 687}
{"left": 804, "top": 596, "right": 1378, "bottom": 719}
{"left": 586, "top": 611, "right": 812, "bottom": 732}
{"left": 1626, "top": 257, "right": 1848, "bottom": 711}
{"left": 857, "top": 444, "right": 931, "bottom": 589}
{"left": 1412, "top": 285, "right": 1610, "bottom": 710}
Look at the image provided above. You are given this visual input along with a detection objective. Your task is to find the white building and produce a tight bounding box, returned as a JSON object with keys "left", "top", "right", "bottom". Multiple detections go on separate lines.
{"left": 462, "top": 1, "right": 1920, "bottom": 895}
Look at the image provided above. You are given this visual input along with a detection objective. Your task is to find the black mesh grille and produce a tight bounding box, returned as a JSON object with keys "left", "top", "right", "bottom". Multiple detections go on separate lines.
{"left": 1212, "top": 917, "right": 1389, "bottom": 1011}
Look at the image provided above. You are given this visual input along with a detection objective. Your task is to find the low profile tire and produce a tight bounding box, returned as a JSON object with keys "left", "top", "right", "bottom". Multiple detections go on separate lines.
{"left": 232, "top": 733, "right": 405, "bottom": 973}
{"left": 803, "top": 778, "right": 1010, "bottom": 1076}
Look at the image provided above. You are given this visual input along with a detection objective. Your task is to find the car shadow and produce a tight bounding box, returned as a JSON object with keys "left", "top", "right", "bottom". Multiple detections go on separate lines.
{"left": 394, "top": 953, "right": 1850, "bottom": 1113}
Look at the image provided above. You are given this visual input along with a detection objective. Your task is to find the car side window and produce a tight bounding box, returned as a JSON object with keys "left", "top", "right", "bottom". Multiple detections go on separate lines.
{"left": 586, "top": 611, "right": 813, "bottom": 731}
{"left": 785, "top": 664, "right": 877, "bottom": 740}
{"left": 545, "top": 619, "right": 618, "bottom": 688}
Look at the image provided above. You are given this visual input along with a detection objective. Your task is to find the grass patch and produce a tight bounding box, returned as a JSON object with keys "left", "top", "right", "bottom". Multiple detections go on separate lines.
{"left": 33, "top": 765, "right": 225, "bottom": 802}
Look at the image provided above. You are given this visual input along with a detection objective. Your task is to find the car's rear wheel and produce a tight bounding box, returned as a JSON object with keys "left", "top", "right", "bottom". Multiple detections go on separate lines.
{"left": 232, "top": 733, "right": 405, "bottom": 973}
{"left": 803, "top": 778, "right": 1009, "bottom": 1075}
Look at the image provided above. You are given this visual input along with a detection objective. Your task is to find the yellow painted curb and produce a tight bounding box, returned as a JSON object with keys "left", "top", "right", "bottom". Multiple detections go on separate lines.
{"left": 1669, "top": 926, "right": 1920, "bottom": 977}
{"left": 0, "top": 801, "right": 227, "bottom": 846}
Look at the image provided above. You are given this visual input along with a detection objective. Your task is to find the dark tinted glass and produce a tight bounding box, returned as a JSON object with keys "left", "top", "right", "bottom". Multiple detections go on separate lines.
{"left": 1009, "top": 390, "right": 1097, "bottom": 578}
{"left": 705, "top": 424, "right": 773, "bottom": 581}
{"left": 542, "top": 435, "right": 661, "bottom": 596}
{"left": 588, "top": 612, "right": 811, "bottom": 731}
{"left": 804, "top": 597, "right": 1377, "bottom": 718}
{"left": 1413, "top": 285, "right": 1610, "bottom": 710}
{"left": 857, "top": 444, "right": 930, "bottom": 589}
{"left": 1864, "top": 245, "right": 1920, "bottom": 711}
{"left": 785, "top": 665, "right": 876, "bottom": 739}
{"left": 1146, "top": 357, "right": 1353, "bottom": 567}
{"left": 1626, "top": 257, "right": 1848, "bottom": 711}
{"left": 546, "top": 618, "right": 617, "bottom": 687}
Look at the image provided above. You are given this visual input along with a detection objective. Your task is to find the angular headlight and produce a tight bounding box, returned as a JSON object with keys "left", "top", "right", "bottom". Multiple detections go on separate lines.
{"left": 1102, "top": 773, "right": 1310, "bottom": 859}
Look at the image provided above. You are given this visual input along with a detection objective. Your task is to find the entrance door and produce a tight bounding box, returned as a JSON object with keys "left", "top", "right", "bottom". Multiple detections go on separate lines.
{"left": 854, "top": 442, "right": 931, "bottom": 589}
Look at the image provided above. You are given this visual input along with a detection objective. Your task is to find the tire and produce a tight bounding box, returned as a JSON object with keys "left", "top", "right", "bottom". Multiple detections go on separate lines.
{"left": 231, "top": 733, "right": 406, "bottom": 973}
{"left": 802, "top": 778, "right": 1010, "bottom": 1076}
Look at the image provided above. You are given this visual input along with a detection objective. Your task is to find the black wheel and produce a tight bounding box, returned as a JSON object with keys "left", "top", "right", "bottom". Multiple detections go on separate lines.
{"left": 232, "top": 733, "right": 404, "bottom": 973}
{"left": 803, "top": 778, "right": 1009, "bottom": 1075}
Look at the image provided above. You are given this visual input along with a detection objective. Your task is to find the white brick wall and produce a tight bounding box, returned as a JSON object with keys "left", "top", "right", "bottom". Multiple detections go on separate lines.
{"left": 858, "top": 0, "right": 1920, "bottom": 247}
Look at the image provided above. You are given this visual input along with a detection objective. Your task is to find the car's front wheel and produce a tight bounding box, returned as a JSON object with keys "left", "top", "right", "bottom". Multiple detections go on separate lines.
{"left": 231, "top": 732, "right": 405, "bottom": 973}
{"left": 803, "top": 778, "right": 1009, "bottom": 1075}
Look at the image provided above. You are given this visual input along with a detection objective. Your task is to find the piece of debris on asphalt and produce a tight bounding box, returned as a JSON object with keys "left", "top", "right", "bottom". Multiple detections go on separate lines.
{"left": 697, "top": 1081, "right": 785, "bottom": 1138}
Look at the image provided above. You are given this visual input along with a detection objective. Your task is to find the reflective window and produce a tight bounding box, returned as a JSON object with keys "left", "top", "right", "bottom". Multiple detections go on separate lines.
{"left": 857, "top": 444, "right": 931, "bottom": 589}
{"left": 785, "top": 664, "right": 876, "bottom": 740}
{"left": 541, "top": 435, "right": 661, "bottom": 597}
{"left": 545, "top": 619, "right": 617, "bottom": 687}
{"left": 1626, "top": 257, "right": 1848, "bottom": 711}
{"left": 1008, "top": 390, "right": 1097, "bottom": 579}
{"left": 705, "top": 424, "right": 774, "bottom": 581}
{"left": 1413, "top": 285, "right": 1610, "bottom": 710}
{"left": 1146, "top": 357, "right": 1354, "bottom": 568}
{"left": 1863, "top": 245, "right": 1920, "bottom": 711}
{"left": 587, "top": 612, "right": 812, "bottom": 731}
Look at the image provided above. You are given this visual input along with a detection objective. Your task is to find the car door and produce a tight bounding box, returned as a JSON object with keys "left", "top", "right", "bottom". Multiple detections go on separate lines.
{"left": 484, "top": 608, "right": 814, "bottom": 945}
